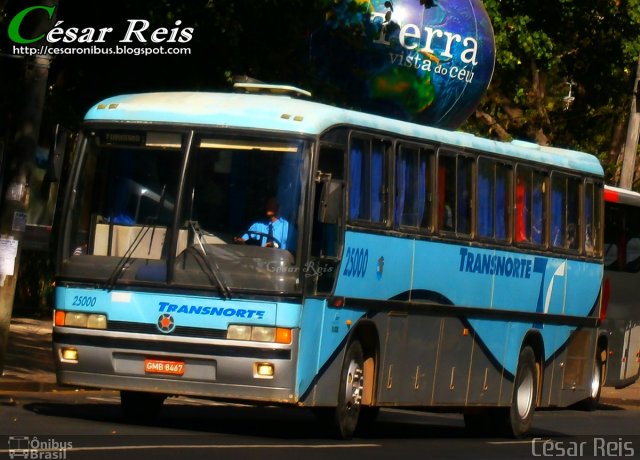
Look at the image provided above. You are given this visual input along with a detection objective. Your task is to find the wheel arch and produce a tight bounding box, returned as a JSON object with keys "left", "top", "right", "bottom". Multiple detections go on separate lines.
{"left": 521, "top": 329, "right": 545, "bottom": 406}
{"left": 349, "top": 319, "right": 380, "bottom": 406}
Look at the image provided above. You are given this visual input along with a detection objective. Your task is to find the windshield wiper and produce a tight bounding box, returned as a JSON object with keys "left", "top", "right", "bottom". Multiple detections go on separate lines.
{"left": 188, "top": 220, "right": 232, "bottom": 299}
{"left": 104, "top": 185, "right": 167, "bottom": 291}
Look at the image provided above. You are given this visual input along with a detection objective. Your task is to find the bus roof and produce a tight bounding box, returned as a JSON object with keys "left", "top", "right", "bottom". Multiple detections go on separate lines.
{"left": 85, "top": 91, "right": 604, "bottom": 177}
{"left": 604, "top": 185, "right": 640, "bottom": 206}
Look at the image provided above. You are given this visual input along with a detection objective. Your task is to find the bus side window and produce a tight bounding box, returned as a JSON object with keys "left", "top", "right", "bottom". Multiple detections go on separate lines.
{"left": 437, "top": 153, "right": 472, "bottom": 235}
{"left": 515, "top": 171, "right": 529, "bottom": 242}
{"left": 551, "top": 175, "right": 566, "bottom": 248}
{"left": 478, "top": 158, "right": 511, "bottom": 241}
{"left": 457, "top": 156, "right": 473, "bottom": 234}
{"left": 349, "top": 137, "right": 388, "bottom": 224}
{"left": 531, "top": 171, "right": 546, "bottom": 245}
{"left": 584, "top": 182, "right": 597, "bottom": 256}
{"left": 477, "top": 160, "right": 493, "bottom": 238}
{"left": 396, "top": 145, "right": 432, "bottom": 229}
{"left": 566, "top": 177, "right": 580, "bottom": 250}
{"left": 438, "top": 155, "right": 455, "bottom": 231}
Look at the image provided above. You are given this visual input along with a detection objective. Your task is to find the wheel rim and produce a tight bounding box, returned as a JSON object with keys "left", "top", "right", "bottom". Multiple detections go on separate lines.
{"left": 343, "top": 358, "right": 364, "bottom": 411}
{"left": 590, "top": 361, "right": 601, "bottom": 399}
{"left": 517, "top": 368, "right": 534, "bottom": 419}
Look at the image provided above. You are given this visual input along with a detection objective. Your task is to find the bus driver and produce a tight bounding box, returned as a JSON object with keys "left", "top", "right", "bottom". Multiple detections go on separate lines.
{"left": 234, "top": 197, "right": 289, "bottom": 249}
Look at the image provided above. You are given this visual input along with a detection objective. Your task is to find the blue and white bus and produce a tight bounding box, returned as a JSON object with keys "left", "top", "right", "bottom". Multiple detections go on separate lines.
{"left": 53, "top": 84, "right": 606, "bottom": 439}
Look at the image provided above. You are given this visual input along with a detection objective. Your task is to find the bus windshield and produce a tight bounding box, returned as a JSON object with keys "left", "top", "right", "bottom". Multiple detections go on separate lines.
{"left": 60, "top": 130, "right": 308, "bottom": 294}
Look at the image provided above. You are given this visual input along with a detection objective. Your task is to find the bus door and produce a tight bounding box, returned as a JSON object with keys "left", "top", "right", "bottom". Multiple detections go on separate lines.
{"left": 307, "top": 145, "right": 344, "bottom": 295}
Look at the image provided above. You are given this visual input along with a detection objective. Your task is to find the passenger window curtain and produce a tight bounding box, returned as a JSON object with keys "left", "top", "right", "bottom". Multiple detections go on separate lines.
{"left": 395, "top": 151, "right": 407, "bottom": 225}
{"left": 532, "top": 178, "right": 544, "bottom": 245}
{"left": 551, "top": 178, "right": 565, "bottom": 247}
{"left": 477, "top": 162, "right": 493, "bottom": 238}
{"left": 457, "top": 158, "right": 472, "bottom": 234}
{"left": 495, "top": 167, "right": 508, "bottom": 240}
{"left": 418, "top": 153, "right": 428, "bottom": 226}
{"left": 349, "top": 141, "right": 363, "bottom": 219}
{"left": 371, "top": 142, "right": 384, "bottom": 222}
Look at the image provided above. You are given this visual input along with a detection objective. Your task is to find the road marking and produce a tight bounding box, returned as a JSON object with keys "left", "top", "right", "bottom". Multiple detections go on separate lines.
{"left": 0, "top": 443, "right": 380, "bottom": 453}
{"left": 86, "top": 397, "right": 119, "bottom": 403}
{"left": 488, "top": 440, "right": 537, "bottom": 445}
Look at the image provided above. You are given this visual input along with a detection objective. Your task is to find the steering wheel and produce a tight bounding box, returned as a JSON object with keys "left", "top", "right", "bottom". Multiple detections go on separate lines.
{"left": 242, "top": 231, "right": 282, "bottom": 248}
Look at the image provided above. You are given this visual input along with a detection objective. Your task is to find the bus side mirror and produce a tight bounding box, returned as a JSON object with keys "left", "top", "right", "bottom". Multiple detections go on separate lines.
{"left": 318, "top": 178, "right": 343, "bottom": 225}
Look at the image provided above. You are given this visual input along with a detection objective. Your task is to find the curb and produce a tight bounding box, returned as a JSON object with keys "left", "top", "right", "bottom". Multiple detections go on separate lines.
{"left": 599, "top": 397, "right": 640, "bottom": 408}
{"left": 0, "top": 380, "right": 62, "bottom": 393}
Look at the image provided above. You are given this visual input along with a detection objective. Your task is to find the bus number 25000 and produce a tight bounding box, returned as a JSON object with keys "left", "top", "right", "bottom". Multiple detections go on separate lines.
{"left": 343, "top": 247, "right": 368, "bottom": 278}
{"left": 72, "top": 296, "right": 97, "bottom": 307}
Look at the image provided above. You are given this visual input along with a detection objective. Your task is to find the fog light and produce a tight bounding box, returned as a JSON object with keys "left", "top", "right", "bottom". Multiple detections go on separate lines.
{"left": 255, "top": 362, "right": 274, "bottom": 378}
{"left": 60, "top": 347, "right": 78, "bottom": 362}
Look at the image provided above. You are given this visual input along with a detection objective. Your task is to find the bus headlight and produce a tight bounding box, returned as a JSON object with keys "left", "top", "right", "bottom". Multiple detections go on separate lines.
{"left": 227, "top": 325, "right": 292, "bottom": 344}
{"left": 87, "top": 314, "right": 107, "bottom": 329}
{"left": 251, "top": 326, "right": 276, "bottom": 342}
{"left": 54, "top": 310, "right": 107, "bottom": 330}
{"left": 227, "top": 325, "right": 252, "bottom": 340}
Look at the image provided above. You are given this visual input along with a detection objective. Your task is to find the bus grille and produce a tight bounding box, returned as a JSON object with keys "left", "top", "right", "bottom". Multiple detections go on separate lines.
{"left": 107, "top": 320, "right": 227, "bottom": 339}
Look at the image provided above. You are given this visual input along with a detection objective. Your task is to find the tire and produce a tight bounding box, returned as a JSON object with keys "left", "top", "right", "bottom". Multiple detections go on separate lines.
{"left": 577, "top": 349, "right": 605, "bottom": 411}
{"left": 504, "top": 346, "right": 538, "bottom": 438}
{"left": 120, "top": 390, "right": 166, "bottom": 422}
{"left": 333, "top": 340, "right": 365, "bottom": 439}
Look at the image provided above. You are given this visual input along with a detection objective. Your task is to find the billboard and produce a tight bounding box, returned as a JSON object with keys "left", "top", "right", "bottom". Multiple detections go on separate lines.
{"left": 312, "top": 0, "right": 495, "bottom": 129}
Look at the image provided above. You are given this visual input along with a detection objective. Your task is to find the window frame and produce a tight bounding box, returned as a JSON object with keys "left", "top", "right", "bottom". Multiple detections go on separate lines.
{"left": 436, "top": 149, "right": 475, "bottom": 238}
{"left": 394, "top": 141, "right": 435, "bottom": 233}
{"left": 476, "top": 156, "right": 513, "bottom": 243}
{"left": 549, "top": 171, "right": 582, "bottom": 253}
{"left": 346, "top": 132, "right": 392, "bottom": 228}
{"left": 513, "top": 165, "right": 549, "bottom": 249}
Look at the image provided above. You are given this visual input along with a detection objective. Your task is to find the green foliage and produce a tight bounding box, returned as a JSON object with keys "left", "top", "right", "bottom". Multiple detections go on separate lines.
{"left": 464, "top": 0, "right": 640, "bottom": 184}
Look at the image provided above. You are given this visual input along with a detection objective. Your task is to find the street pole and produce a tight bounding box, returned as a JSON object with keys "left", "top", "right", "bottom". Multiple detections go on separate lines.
{"left": 619, "top": 52, "right": 640, "bottom": 190}
{"left": 0, "top": 54, "right": 52, "bottom": 374}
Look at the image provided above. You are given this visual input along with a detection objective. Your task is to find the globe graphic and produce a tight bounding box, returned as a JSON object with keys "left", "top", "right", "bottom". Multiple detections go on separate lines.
{"left": 312, "top": 0, "right": 495, "bottom": 129}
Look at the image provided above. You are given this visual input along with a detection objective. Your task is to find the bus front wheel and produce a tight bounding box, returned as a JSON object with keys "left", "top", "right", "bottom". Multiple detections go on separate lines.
{"left": 333, "top": 340, "right": 365, "bottom": 439}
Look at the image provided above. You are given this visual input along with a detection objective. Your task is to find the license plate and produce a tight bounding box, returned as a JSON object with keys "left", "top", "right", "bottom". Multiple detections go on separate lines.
{"left": 144, "top": 359, "right": 185, "bottom": 376}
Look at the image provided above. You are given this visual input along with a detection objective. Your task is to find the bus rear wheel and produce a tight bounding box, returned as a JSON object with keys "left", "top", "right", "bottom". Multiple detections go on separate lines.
{"left": 503, "top": 346, "right": 538, "bottom": 438}
{"left": 577, "top": 348, "right": 605, "bottom": 411}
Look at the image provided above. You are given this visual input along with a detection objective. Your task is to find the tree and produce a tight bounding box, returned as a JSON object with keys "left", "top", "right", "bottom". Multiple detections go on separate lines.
{"left": 463, "top": 0, "right": 640, "bottom": 185}
{"left": 0, "top": 0, "right": 56, "bottom": 373}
